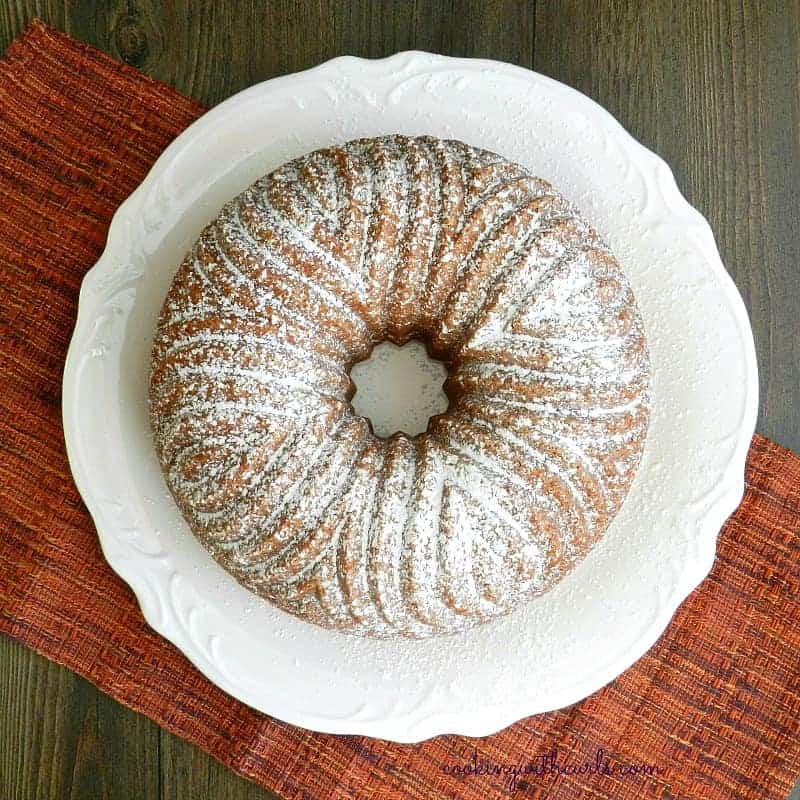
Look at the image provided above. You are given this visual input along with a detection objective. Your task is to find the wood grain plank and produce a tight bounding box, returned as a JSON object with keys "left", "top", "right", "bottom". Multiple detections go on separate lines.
{"left": 160, "top": 735, "right": 280, "bottom": 800}
{"left": 0, "top": 635, "right": 161, "bottom": 799}
{"left": 0, "top": 1, "right": 536, "bottom": 105}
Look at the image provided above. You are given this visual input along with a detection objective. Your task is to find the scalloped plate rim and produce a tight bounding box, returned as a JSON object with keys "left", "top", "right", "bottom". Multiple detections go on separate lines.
{"left": 62, "top": 50, "right": 759, "bottom": 742}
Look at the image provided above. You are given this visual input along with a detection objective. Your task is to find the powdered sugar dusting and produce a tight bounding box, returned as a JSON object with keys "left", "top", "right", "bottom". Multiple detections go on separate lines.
{"left": 148, "top": 134, "right": 651, "bottom": 639}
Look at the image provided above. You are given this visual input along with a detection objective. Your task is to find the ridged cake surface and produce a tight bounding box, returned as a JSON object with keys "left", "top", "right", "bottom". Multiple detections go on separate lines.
{"left": 149, "top": 134, "right": 650, "bottom": 638}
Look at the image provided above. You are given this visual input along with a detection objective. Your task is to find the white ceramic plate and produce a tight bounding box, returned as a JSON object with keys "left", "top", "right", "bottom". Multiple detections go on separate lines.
{"left": 62, "top": 52, "right": 758, "bottom": 742}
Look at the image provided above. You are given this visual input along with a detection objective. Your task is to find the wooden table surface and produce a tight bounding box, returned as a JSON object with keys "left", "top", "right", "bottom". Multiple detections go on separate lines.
{"left": 0, "top": 2, "right": 798, "bottom": 798}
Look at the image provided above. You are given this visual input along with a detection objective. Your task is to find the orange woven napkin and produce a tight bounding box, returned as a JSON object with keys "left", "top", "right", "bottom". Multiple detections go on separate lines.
{"left": 1, "top": 20, "right": 799, "bottom": 800}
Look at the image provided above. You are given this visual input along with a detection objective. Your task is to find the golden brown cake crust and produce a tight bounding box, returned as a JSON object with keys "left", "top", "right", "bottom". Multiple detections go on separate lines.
{"left": 149, "top": 134, "right": 651, "bottom": 639}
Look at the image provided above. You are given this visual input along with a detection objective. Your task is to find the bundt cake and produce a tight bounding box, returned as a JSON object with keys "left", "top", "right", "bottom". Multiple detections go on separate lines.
{"left": 148, "top": 134, "right": 650, "bottom": 639}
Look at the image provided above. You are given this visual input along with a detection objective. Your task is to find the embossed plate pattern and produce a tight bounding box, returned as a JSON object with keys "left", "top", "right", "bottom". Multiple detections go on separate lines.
{"left": 62, "top": 53, "right": 758, "bottom": 742}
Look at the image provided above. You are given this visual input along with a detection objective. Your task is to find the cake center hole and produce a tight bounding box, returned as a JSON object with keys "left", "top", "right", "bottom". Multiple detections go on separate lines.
{"left": 350, "top": 340, "right": 449, "bottom": 438}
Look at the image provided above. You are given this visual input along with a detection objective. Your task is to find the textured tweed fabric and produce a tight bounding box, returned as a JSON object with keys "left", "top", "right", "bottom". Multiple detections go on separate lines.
{"left": 0, "top": 21, "right": 798, "bottom": 800}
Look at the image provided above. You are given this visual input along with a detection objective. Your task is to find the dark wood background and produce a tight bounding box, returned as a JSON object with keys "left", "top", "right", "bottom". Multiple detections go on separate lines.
{"left": 0, "top": 1, "right": 797, "bottom": 798}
